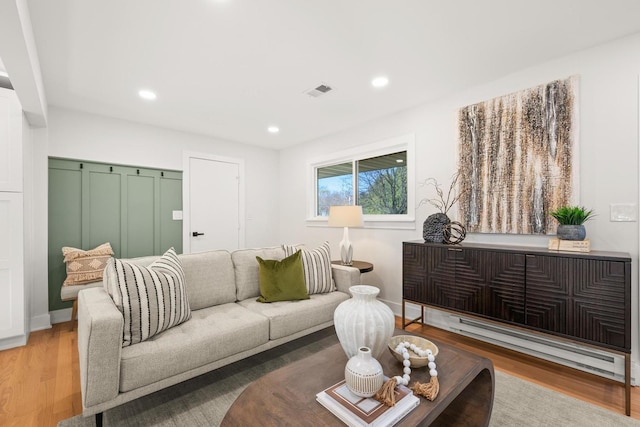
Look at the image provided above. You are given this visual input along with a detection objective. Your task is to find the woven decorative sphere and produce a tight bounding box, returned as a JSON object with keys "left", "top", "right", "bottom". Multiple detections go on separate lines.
{"left": 443, "top": 221, "right": 466, "bottom": 244}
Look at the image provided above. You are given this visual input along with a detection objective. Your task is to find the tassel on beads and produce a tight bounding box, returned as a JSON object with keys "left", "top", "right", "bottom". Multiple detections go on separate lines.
{"left": 411, "top": 376, "right": 440, "bottom": 401}
{"left": 374, "top": 377, "right": 398, "bottom": 407}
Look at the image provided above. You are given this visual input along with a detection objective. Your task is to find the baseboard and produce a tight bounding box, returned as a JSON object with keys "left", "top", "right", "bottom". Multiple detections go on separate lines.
{"left": 30, "top": 313, "right": 52, "bottom": 331}
{"left": 0, "top": 334, "right": 28, "bottom": 351}
{"left": 384, "top": 299, "right": 638, "bottom": 386}
{"left": 50, "top": 308, "right": 72, "bottom": 325}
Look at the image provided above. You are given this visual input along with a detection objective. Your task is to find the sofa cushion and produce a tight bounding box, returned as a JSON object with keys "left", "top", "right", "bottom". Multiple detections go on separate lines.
{"left": 256, "top": 251, "right": 309, "bottom": 303}
{"left": 283, "top": 242, "right": 335, "bottom": 294}
{"left": 178, "top": 250, "right": 236, "bottom": 309}
{"left": 238, "top": 291, "right": 350, "bottom": 340}
{"left": 104, "top": 248, "right": 191, "bottom": 347}
{"left": 62, "top": 242, "right": 114, "bottom": 286}
{"left": 232, "top": 246, "right": 285, "bottom": 301}
{"left": 110, "top": 250, "right": 235, "bottom": 310}
{"left": 119, "top": 303, "right": 270, "bottom": 392}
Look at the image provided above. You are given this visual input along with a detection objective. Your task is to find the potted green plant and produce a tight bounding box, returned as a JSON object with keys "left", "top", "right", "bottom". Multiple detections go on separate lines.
{"left": 549, "top": 205, "right": 595, "bottom": 241}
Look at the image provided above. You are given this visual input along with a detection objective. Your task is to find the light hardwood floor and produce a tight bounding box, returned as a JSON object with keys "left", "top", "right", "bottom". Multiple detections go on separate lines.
{"left": 0, "top": 320, "right": 637, "bottom": 426}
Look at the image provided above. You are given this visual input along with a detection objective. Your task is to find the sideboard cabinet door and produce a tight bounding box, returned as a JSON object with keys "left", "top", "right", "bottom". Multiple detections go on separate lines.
{"left": 402, "top": 243, "right": 428, "bottom": 304}
{"left": 525, "top": 254, "right": 629, "bottom": 350}
{"left": 484, "top": 251, "right": 526, "bottom": 324}
{"left": 571, "top": 258, "right": 628, "bottom": 350}
{"left": 525, "top": 254, "right": 571, "bottom": 335}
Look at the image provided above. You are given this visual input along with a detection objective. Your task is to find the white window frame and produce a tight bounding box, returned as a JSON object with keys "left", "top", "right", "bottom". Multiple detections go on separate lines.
{"left": 306, "top": 134, "right": 416, "bottom": 230}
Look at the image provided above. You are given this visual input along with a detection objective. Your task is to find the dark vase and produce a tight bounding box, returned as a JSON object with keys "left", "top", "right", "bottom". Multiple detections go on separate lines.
{"left": 423, "top": 213, "right": 451, "bottom": 243}
{"left": 556, "top": 224, "right": 586, "bottom": 241}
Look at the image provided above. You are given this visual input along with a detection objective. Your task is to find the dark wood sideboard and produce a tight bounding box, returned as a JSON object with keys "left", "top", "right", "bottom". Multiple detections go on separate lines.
{"left": 402, "top": 240, "right": 632, "bottom": 415}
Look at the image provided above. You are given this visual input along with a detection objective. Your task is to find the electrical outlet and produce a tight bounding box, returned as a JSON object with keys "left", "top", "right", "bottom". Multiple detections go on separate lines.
{"left": 610, "top": 204, "right": 637, "bottom": 222}
{"left": 172, "top": 210, "right": 183, "bottom": 220}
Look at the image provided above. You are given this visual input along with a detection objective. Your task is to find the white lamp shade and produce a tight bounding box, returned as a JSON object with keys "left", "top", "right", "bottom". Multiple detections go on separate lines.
{"left": 328, "top": 206, "right": 364, "bottom": 227}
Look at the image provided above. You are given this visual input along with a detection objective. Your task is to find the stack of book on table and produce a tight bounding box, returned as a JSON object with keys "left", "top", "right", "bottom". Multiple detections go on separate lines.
{"left": 548, "top": 238, "right": 591, "bottom": 252}
{"left": 316, "top": 379, "right": 420, "bottom": 427}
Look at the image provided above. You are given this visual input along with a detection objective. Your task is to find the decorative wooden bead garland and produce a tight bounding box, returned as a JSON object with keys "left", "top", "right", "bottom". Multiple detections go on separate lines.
{"left": 374, "top": 341, "right": 440, "bottom": 406}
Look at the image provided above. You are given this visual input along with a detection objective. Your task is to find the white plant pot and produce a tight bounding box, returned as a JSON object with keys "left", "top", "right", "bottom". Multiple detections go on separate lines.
{"left": 334, "top": 285, "right": 395, "bottom": 360}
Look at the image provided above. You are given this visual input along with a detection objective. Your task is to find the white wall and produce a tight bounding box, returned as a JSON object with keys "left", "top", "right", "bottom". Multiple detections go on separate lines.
{"left": 30, "top": 126, "right": 50, "bottom": 330}
{"left": 47, "top": 107, "right": 281, "bottom": 249}
{"left": 279, "top": 34, "right": 640, "bottom": 361}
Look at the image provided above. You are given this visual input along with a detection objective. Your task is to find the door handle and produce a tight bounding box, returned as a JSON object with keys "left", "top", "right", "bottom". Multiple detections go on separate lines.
{"left": 192, "top": 232, "right": 205, "bottom": 237}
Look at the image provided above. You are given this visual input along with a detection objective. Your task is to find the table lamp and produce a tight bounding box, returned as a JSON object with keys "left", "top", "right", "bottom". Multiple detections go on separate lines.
{"left": 328, "top": 205, "right": 364, "bottom": 265}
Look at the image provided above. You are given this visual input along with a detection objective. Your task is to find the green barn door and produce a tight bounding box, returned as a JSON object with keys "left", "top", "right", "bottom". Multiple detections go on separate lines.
{"left": 48, "top": 158, "right": 182, "bottom": 312}
{"left": 83, "top": 164, "right": 122, "bottom": 256}
{"left": 125, "top": 171, "right": 155, "bottom": 258}
{"left": 48, "top": 160, "right": 82, "bottom": 311}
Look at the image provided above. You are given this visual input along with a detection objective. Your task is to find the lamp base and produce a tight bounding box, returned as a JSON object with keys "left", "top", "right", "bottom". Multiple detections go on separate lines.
{"left": 340, "top": 227, "right": 354, "bottom": 265}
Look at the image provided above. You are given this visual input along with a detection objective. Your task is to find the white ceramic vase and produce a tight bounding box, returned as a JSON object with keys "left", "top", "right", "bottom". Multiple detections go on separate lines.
{"left": 334, "top": 285, "right": 395, "bottom": 360}
{"left": 344, "top": 346, "right": 384, "bottom": 397}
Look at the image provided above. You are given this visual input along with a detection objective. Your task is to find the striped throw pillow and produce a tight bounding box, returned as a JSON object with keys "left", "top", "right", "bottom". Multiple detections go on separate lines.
{"left": 104, "top": 248, "right": 191, "bottom": 347}
{"left": 282, "top": 242, "right": 335, "bottom": 294}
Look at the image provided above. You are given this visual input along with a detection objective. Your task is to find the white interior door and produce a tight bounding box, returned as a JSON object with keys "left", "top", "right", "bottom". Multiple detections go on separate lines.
{"left": 183, "top": 154, "right": 244, "bottom": 253}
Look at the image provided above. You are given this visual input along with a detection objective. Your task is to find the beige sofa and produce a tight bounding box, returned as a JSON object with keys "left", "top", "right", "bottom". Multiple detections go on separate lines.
{"left": 77, "top": 246, "right": 360, "bottom": 423}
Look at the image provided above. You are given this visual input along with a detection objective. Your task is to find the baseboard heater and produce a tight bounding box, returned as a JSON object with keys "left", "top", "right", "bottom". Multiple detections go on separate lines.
{"left": 448, "top": 315, "right": 628, "bottom": 383}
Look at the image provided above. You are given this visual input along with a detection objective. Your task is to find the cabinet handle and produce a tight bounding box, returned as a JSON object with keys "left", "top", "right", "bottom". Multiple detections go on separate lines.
{"left": 448, "top": 248, "right": 462, "bottom": 252}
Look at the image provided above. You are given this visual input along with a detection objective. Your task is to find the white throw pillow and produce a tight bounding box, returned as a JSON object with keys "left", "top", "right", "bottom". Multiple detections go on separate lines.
{"left": 104, "top": 247, "right": 191, "bottom": 347}
{"left": 282, "top": 241, "right": 335, "bottom": 294}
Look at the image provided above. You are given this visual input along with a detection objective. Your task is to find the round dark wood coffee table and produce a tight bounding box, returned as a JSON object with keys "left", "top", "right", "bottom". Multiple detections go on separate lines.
{"left": 221, "top": 330, "right": 494, "bottom": 426}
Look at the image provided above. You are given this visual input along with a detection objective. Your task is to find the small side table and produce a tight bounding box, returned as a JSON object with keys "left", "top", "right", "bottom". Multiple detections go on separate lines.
{"left": 331, "top": 260, "right": 373, "bottom": 273}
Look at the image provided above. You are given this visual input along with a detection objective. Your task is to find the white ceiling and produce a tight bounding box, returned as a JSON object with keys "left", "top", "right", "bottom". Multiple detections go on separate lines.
{"left": 25, "top": 0, "right": 640, "bottom": 149}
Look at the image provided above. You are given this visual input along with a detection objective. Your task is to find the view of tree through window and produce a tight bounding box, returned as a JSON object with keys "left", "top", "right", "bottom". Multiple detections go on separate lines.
{"left": 358, "top": 152, "right": 407, "bottom": 214}
{"left": 316, "top": 151, "right": 407, "bottom": 216}
{"left": 317, "top": 162, "right": 352, "bottom": 216}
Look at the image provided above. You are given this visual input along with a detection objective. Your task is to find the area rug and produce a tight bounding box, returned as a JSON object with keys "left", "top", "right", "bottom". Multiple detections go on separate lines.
{"left": 59, "top": 328, "right": 638, "bottom": 427}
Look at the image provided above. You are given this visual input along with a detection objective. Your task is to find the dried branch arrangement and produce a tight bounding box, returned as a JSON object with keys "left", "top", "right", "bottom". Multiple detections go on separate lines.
{"left": 417, "top": 172, "right": 464, "bottom": 215}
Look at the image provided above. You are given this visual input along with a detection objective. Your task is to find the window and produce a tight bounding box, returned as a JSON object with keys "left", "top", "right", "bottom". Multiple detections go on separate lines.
{"left": 357, "top": 151, "right": 407, "bottom": 215}
{"left": 310, "top": 134, "right": 414, "bottom": 226}
{"left": 317, "top": 162, "right": 353, "bottom": 216}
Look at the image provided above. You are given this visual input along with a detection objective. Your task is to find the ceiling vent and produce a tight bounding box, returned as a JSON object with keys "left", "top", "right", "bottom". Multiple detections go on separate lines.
{"left": 304, "top": 83, "right": 333, "bottom": 98}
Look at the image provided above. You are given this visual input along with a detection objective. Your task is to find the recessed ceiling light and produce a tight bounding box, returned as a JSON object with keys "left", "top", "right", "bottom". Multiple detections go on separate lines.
{"left": 371, "top": 76, "right": 389, "bottom": 88}
{"left": 396, "top": 159, "right": 404, "bottom": 163}
{"left": 267, "top": 126, "right": 279, "bottom": 133}
{"left": 138, "top": 89, "right": 157, "bottom": 100}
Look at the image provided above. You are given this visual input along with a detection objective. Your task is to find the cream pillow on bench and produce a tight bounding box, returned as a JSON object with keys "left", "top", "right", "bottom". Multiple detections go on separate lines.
{"left": 62, "top": 242, "right": 114, "bottom": 286}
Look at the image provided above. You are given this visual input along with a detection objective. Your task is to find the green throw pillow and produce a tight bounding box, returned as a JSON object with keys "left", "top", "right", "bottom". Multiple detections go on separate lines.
{"left": 256, "top": 250, "right": 309, "bottom": 303}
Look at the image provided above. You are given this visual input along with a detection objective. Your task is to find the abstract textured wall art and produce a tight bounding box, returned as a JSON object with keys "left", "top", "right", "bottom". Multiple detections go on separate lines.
{"left": 457, "top": 76, "right": 578, "bottom": 235}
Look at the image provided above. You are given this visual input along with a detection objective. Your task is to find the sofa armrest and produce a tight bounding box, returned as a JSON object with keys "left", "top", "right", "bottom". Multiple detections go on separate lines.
{"left": 331, "top": 265, "right": 361, "bottom": 294}
{"left": 77, "top": 287, "right": 124, "bottom": 411}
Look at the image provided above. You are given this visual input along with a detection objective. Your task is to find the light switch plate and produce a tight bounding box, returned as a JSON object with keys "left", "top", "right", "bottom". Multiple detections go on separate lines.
{"left": 610, "top": 204, "right": 637, "bottom": 222}
{"left": 172, "top": 210, "right": 183, "bottom": 220}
